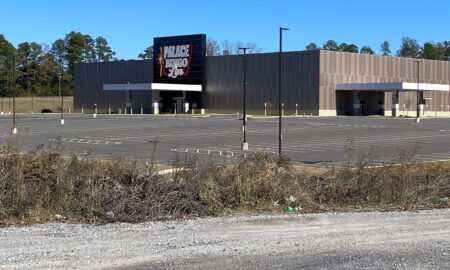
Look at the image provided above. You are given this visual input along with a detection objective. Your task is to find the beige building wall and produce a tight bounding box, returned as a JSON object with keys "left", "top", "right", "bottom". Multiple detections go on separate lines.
{"left": 319, "top": 50, "right": 450, "bottom": 116}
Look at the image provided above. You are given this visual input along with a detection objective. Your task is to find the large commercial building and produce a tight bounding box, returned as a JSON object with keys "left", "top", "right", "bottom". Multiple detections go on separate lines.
{"left": 74, "top": 34, "right": 450, "bottom": 116}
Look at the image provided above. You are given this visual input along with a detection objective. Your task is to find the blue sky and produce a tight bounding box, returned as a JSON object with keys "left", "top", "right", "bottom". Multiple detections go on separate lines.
{"left": 1, "top": 0, "right": 449, "bottom": 59}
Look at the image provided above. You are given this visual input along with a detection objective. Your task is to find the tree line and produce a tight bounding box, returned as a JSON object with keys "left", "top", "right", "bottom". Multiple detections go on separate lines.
{"left": 0, "top": 32, "right": 116, "bottom": 97}
{"left": 305, "top": 37, "right": 450, "bottom": 60}
{"left": 2, "top": 32, "right": 450, "bottom": 98}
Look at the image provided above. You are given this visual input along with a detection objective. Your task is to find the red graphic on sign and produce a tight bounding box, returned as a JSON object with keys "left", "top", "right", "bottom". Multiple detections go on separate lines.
{"left": 156, "top": 44, "right": 193, "bottom": 79}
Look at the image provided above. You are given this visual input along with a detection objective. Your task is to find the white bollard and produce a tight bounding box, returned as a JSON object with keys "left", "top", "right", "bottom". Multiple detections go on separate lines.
{"left": 131, "top": 108, "right": 133, "bottom": 115}
{"left": 264, "top": 102, "right": 267, "bottom": 116}
{"left": 11, "top": 127, "right": 17, "bottom": 134}
{"left": 61, "top": 119, "right": 65, "bottom": 125}
{"left": 153, "top": 102, "right": 159, "bottom": 115}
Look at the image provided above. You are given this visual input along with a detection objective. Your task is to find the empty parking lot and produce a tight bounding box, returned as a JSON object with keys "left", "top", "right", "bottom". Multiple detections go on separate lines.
{"left": 2, "top": 114, "right": 450, "bottom": 166}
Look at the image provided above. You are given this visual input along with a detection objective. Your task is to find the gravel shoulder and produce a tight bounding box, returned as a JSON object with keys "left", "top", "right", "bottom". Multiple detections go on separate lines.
{"left": 1, "top": 209, "right": 449, "bottom": 270}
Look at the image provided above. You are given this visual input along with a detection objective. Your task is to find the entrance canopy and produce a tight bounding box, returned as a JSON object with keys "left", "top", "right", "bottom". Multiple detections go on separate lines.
{"left": 103, "top": 83, "right": 202, "bottom": 92}
{"left": 336, "top": 82, "right": 449, "bottom": 92}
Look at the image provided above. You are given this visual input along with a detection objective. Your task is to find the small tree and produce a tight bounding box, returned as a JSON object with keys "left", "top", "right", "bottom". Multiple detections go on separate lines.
{"left": 339, "top": 43, "right": 358, "bottom": 53}
{"left": 360, "top": 46, "right": 374, "bottom": 54}
{"left": 323, "top": 40, "right": 339, "bottom": 51}
{"left": 420, "top": 42, "right": 440, "bottom": 60}
{"left": 380, "top": 41, "right": 391, "bottom": 56}
{"left": 138, "top": 45, "right": 153, "bottom": 60}
{"left": 397, "top": 37, "right": 420, "bottom": 58}
{"left": 305, "top": 43, "right": 319, "bottom": 51}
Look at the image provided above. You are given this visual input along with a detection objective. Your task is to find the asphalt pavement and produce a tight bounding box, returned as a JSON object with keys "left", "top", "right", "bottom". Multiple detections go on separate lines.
{"left": 2, "top": 113, "right": 450, "bottom": 166}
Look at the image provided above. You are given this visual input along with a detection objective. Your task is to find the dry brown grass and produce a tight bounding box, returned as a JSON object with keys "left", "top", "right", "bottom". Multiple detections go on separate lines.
{"left": 0, "top": 144, "right": 449, "bottom": 226}
{"left": 0, "top": 96, "right": 73, "bottom": 113}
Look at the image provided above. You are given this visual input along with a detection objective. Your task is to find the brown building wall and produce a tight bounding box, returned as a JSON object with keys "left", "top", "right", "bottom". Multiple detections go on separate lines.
{"left": 319, "top": 50, "right": 450, "bottom": 116}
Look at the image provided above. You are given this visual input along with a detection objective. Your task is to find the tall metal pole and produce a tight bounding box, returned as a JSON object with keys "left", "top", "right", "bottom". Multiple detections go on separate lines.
{"left": 239, "top": 47, "right": 250, "bottom": 151}
{"left": 415, "top": 60, "right": 422, "bottom": 123}
{"left": 59, "top": 60, "right": 64, "bottom": 124}
{"left": 279, "top": 27, "right": 289, "bottom": 157}
{"left": 12, "top": 53, "right": 17, "bottom": 134}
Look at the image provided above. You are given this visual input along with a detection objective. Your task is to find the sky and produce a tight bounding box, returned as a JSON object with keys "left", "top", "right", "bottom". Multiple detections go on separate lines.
{"left": 1, "top": 0, "right": 450, "bottom": 59}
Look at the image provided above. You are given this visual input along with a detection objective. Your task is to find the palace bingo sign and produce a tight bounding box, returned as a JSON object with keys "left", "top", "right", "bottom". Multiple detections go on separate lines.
{"left": 153, "top": 34, "right": 206, "bottom": 85}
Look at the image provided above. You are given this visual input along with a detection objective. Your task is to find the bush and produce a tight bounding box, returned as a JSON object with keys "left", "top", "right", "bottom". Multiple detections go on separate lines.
{"left": 0, "top": 144, "right": 448, "bottom": 226}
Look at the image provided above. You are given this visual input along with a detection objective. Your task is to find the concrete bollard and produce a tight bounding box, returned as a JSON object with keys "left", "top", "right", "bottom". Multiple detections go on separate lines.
{"left": 141, "top": 103, "right": 143, "bottom": 115}
{"left": 264, "top": 102, "right": 267, "bottom": 117}
{"left": 281, "top": 103, "right": 284, "bottom": 117}
{"left": 68, "top": 108, "right": 71, "bottom": 114}
{"left": 295, "top": 103, "right": 298, "bottom": 116}
{"left": 131, "top": 108, "right": 133, "bottom": 115}
{"left": 153, "top": 102, "right": 159, "bottom": 115}
{"left": 81, "top": 106, "right": 84, "bottom": 114}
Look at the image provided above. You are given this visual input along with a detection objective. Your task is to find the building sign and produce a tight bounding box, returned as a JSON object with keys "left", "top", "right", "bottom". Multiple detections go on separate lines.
{"left": 157, "top": 44, "right": 193, "bottom": 78}
{"left": 153, "top": 34, "right": 206, "bottom": 85}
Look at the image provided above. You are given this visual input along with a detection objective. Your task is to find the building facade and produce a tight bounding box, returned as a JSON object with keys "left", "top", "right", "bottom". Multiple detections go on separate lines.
{"left": 74, "top": 34, "right": 450, "bottom": 116}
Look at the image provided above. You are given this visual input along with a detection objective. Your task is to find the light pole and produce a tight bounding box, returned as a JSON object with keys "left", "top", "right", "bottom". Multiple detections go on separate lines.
{"left": 12, "top": 53, "right": 17, "bottom": 134}
{"left": 279, "top": 27, "right": 289, "bottom": 158}
{"left": 415, "top": 59, "right": 422, "bottom": 123}
{"left": 239, "top": 47, "right": 250, "bottom": 151}
{"left": 58, "top": 60, "right": 64, "bottom": 125}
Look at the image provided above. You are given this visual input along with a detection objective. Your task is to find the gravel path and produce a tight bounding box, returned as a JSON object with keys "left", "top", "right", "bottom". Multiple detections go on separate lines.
{"left": 1, "top": 209, "right": 449, "bottom": 269}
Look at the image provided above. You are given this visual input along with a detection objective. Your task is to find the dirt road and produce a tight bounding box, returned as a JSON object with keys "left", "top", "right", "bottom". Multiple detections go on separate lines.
{"left": 1, "top": 209, "right": 449, "bottom": 269}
